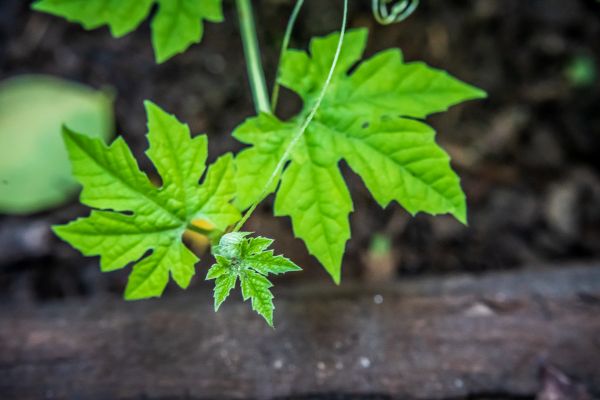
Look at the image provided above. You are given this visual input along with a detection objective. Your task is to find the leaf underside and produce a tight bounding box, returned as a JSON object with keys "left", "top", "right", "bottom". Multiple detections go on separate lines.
{"left": 54, "top": 101, "right": 239, "bottom": 299}
{"left": 32, "top": 0, "right": 224, "bottom": 63}
{"left": 234, "top": 29, "right": 486, "bottom": 283}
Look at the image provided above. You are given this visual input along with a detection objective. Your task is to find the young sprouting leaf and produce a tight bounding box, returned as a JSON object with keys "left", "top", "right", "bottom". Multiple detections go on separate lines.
{"left": 234, "top": 29, "right": 486, "bottom": 283}
{"left": 240, "top": 270, "right": 274, "bottom": 326}
{"left": 54, "top": 101, "right": 240, "bottom": 300}
{"left": 206, "top": 232, "right": 301, "bottom": 326}
{"left": 32, "top": 0, "right": 224, "bottom": 63}
{"left": 214, "top": 273, "right": 237, "bottom": 310}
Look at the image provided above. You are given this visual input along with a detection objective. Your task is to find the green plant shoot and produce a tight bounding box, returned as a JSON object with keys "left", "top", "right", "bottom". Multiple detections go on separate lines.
{"left": 35, "top": 1, "right": 487, "bottom": 325}
{"left": 208, "top": 232, "right": 301, "bottom": 326}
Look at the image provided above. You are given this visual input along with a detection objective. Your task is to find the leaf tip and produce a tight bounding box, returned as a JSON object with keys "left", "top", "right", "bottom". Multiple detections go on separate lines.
{"left": 471, "top": 86, "right": 488, "bottom": 100}
{"left": 317, "top": 251, "right": 343, "bottom": 285}
{"left": 60, "top": 125, "right": 87, "bottom": 157}
{"left": 124, "top": 273, "right": 165, "bottom": 301}
{"left": 61, "top": 124, "right": 77, "bottom": 139}
{"left": 51, "top": 223, "right": 68, "bottom": 242}
{"left": 326, "top": 266, "right": 341, "bottom": 285}
{"left": 353, "top": 27, "right": 369, "bottom": 40}
{"left": 456, "top": 210, "right": 468, "bottom": 226}
{"left": 30, "top": 1, "right": 44, "bottom": 12}
{"left": 258, "top": 310, "right": 274, "bottom": 328}
{"left": 143, "top": 100, "right": 167, "bottom": 121}
{"left": 290, "top": 263, "right": 303, "bottom": 272}
{"left": 123, "top": 290, "right": 142, "bottom": 301}
{"left": 124, "top": 285, "right": 160, "bottom": 301}
{"left": 451, "top": 201, "right": 468, "bottom": 225}
{"left": 143, "top": 99, "right": 158, "bottom": 110}
{"left": 152, "top": 46, "right": 172, "bottom": 65}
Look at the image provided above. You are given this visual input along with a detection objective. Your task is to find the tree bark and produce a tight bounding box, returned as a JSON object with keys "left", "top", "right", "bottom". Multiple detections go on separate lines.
{"left": 1, "top": 264, "right": 599, "bottom": 400}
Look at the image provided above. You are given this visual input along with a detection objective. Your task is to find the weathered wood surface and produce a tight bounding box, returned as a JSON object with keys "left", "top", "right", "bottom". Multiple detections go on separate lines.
{"left": 1, "top": 264, "right": 599, "bottom": 400}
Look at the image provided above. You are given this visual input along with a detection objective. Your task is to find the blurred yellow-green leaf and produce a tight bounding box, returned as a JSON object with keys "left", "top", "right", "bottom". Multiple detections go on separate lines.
{"left": 0, "top": 75, "right": 113, "bottom": 214}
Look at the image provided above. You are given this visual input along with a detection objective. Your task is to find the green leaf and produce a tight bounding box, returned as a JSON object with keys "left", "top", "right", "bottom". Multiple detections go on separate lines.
{"left": 234, "top": 29, "right": 485, "bottom": 281}
{"left": 0, "top": 75, "right": 113, "bottom": 214}
{"left": 152, "top": 0, "right": 224, "bottom": 63}
{"left": 213, "top": 273, "right": 237, "bottom": 311}
{"left": 206, "top": 256, "right": 230, "bottom": 279}
{"left": 233, "top": 113, "right": 291, "bottom": 210}
{"left": 32, "top": 0, "right": 154, "bottom": 37}
{"left": 54, "top": 101, "right": 240, "bottom": 300}
{"left": 240, "top": 270, "right": 274, "bottom": 327}
{"left": 32, "top": 0, "right": 224, "bottom": 63}
{"left": 206, "top": 232, "right": 301, "bottom": 326}
{"left": 245, "top": 237, "right": 274, "bottom": 254}
{"left": 244, "top": 251, "right": 302, "bottom": 276}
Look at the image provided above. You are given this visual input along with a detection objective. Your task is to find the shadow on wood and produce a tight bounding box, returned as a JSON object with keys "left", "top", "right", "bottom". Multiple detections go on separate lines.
{"left": 0, "top": 264, "right": 599, "bottom": 399}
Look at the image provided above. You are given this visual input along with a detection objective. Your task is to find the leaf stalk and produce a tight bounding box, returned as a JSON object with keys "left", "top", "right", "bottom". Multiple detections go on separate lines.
{"left": 233, "top": 0, "right": 349, "bottom": 232}
{"left": 236, "top": 0, "right": 271, "bottom": 114}
{"left": 271, "top": 0, "right": 305, "bottom": 112}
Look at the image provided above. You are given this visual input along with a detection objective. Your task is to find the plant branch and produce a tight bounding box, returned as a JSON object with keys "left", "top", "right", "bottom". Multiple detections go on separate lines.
{"left": 234, "top": 0, "right": 350, "bottom": 232}
{"left": 271, "top": 0, "right": 305, "bottom": 112}
{"left": 236, "top": 0, "right": 270, "bottom": 114}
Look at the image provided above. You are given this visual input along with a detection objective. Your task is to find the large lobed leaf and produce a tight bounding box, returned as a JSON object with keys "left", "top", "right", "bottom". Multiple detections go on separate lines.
{"left": 32, "top": 0, "right": 223, "bottom": 63}
{"left": 234, "top": 29, "right": 486, "bottom": 283}
{"left": 55, "top": 101, "right": 239, "bottom": 299}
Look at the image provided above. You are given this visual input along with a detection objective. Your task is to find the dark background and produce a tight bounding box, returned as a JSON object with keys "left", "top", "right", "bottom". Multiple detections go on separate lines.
{"left": 0, "top": 0, "right": 599, "bottom": 303}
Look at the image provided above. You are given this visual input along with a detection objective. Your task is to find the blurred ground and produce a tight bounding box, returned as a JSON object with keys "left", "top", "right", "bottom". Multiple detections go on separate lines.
{"left": 0, "top": 0, "right": 599, "bottom": 302}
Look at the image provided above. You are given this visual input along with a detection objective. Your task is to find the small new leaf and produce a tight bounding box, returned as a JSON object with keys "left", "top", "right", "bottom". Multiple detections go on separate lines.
{"left": 206, "top": 232, "right": 301, "bottom": 326}
{"left": 234, "top": 29, "right": 486, "bottom": 283}
{"left": 214, "top": 273, "right": 237, "bottom": 311}
{"left": 32, "top": 0, "right": 224, "bottom": 63}
{"left": 54, "top": 101, "right": 240, "bottom": 300}
{"left": 240, "top": 270, "right": 274, "bottom": 326}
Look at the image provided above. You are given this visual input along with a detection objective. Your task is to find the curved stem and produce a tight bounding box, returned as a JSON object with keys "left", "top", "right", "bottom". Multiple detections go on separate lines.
{"left": 234, "top": 0, "right": 350, "bottom": 233}
{"left": 236, "top": 0, "right": 270, "bottom": 114}
{"left": 271, "top": 0, "right": 305, "bottom": 112}
{"left": 372, "top": 0, "right": 419, "bottom": 25}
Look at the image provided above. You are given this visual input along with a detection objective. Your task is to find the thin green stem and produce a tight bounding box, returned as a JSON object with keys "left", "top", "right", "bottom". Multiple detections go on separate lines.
{"left": 271, "top": 0, "right": 305, "bottom": 112}
{"left": 234, "top": 0, "right": 349, "bottom": 233}
{"left": 236, "top": 0, "right": 270, "bottom": 114}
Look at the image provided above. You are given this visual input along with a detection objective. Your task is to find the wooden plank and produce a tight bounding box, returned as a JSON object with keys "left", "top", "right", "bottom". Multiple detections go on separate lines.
{"left": 0, "top": 265, "right": 599, "bottom": 399}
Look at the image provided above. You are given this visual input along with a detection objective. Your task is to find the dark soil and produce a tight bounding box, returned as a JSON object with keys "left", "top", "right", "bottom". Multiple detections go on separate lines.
{"left": 0, "top": 0, "right": 599, "bottom": 303}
